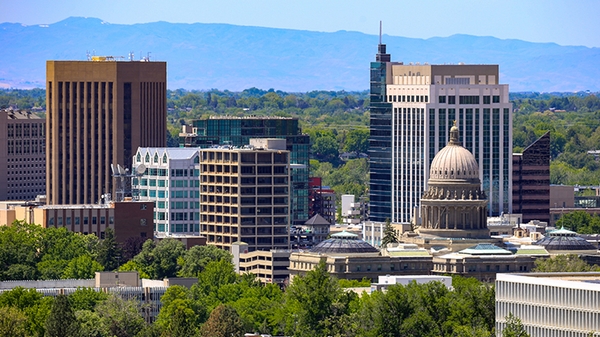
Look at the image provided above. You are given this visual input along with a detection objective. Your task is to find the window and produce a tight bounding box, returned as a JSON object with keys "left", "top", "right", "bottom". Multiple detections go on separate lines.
{"left": 140, "top": 219, "right": 147, "bottom": 226}
{"left": 448, "top": 96, "right": 456, "bottom": 104}
{"left": 483, "top": 96, "right": 491, "bottom": 104}
{"left": 141, "top": 204, "right": 147, "bottom": 210}
{"left": 92, "top": 217, "right": 97, "bottom": 224}
{"left": 492, "top": 95, "right": 500, "bottom": 103}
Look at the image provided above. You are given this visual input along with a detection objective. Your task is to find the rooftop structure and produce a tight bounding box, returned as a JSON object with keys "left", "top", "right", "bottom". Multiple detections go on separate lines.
{"left": 535, "top": 227, "right": 598, "bottom": 254}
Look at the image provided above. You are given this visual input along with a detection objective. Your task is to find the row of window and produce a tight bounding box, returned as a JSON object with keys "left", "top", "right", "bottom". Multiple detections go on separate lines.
{"left": 387, "top": 95, "right": 429, "bottom": 103}
{"left": 6, "top": 124, "right": 45, "bottom": 138}
{"left": 438, "top": 95, "right": 500, "bottom": 104}
{"left": 48, "top": 215, "right": 114, "bottom": 225}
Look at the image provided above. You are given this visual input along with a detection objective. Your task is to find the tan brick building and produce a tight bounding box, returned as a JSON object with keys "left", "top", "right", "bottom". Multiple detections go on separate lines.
{"left": 0, "top": 109, "right": 46, "bottom": 201}
{"left": 46, "top": 60, "right": 166, "bottom": 205}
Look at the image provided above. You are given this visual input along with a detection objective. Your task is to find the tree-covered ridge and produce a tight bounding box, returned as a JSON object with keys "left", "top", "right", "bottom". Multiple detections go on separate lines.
{"left": 4, "top": 88, "right": 600, "bottom": 187}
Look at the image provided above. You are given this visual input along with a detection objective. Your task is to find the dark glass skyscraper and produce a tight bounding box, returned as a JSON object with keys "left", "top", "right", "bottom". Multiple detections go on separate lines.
{"left": 181, "top": 116, "right": 310, "bottom": 225}
{"left": 368, "top": 42, "right": 393, "bottom": 222}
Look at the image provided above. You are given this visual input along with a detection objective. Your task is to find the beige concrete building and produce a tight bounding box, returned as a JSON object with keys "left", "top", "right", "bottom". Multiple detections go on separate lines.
{"left": 432, "top": 243, "right": 539, "bottom": 282}
{"left": 200, "top": 139, "right": 290, "bottom": 251}
{"left": 237, "top": 246, "right": 291, "bottom": 284}
{"left": 0, "top": 109, "right": 46, "bottom": 201}
{"left": 0, "top": 200, "right": 154, "bottom": 242}
{"left": 46, "top": 60, "right": 166, "bottom": 205}
{"left": 288, "top": 231, "right": 432, "bottom": 281}
{"left": 496, "top": 273, "right": 600, "bottom": 337}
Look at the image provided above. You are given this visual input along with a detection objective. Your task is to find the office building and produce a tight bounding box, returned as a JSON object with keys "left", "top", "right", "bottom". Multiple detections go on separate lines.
{"left": 369, "top": 40, "right": 512, "bottom": 223}
{"left": 0, "top": 200, "right": 154, "bottom": 242}
{"left": 496, "top": 273, "right": 600, "bottom": 336}
{"left": 181, "top": 116, "right": 309, "bottom": 225}
{"left": 513, "top": 132, "right": 550, "bottom": 224}
{"left": 0, "top": 109, "right": 46, "bottom": 201}
{"left": 200, "top": 139, "right": 291, "bottom": 251}
{"left": 133, "top": 147, "right": 200, "bottom": 235}
{"left": 46, "top": 60, "right": 166, "bottom": 205}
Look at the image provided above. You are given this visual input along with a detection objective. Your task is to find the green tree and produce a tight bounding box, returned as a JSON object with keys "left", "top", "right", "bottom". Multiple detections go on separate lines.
{"left": 177, "top": 245, "right": 232, "bottom": 277}
{"left": 75, "top": 310, "right": 108, "bottom": 337}
{"left": 0, "top": 306, "right": 27, "bottom": 337}
{"left": 533, "top": 254, "right": 600, "bottom": 272}
{"left": 96, "top": 294, "right": 145, "bottom": 337}
{"left": 381, "top": 219, "right": 398, "bottom": 248}
{"left": 160, "top": 299, "right": 198, "bottom": 337}
{"left": 284, "top": 260, "right": 346, "bottom": 337}
{"left": 502, "top": 313, "right": 529, "bottom": 337}
{"left": 131, "top": 239, "right": 186, "bottom": 279}
{"left": 118, "top": 260, "right": 151, "bottom": 279}
{"left": 342, "top": 128, "right": 369, "bottom": 155}
{"left": 313, "top": 135, "right": 340, "bottom": 163}
{"left": 199, "top": 304, "right": 245, "bottom": 337}
{"left": 69, "top": 287, "right": 109, "bottom": 312}
{"left": 156, "top": 285, "right": 206, "bottom": 334}
{"left": 45, "top": 294, "right": 79, "bottom": 337}
{"left": 96, "top": 227, "right": 122, "bottom": 271}
{"left": 62, "top": 255, "right": 104, "bottom": 279}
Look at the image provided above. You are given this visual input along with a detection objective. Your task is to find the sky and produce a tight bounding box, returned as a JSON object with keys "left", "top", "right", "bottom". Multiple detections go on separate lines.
{"left": 1, "top": 0, "right": 599, "bottom": 48}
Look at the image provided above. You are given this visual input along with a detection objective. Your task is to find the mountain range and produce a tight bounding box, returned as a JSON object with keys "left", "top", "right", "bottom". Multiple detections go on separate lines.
{"left": 1, "top": 17, "right": 599, "bottom": 92}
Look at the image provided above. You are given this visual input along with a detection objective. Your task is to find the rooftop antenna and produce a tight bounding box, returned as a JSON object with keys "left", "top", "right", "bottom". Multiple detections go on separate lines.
{"left": 379, "top": 20, "right": 382, "bottom": 45}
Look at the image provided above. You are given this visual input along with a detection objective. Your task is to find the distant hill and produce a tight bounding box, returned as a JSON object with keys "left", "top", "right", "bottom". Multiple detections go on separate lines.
{"left": 1, "top": 17, "right": 599, "bottom": 92}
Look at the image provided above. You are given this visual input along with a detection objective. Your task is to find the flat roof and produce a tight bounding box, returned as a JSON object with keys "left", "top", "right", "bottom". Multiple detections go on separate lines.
{"left": 497, "top": 273, "right": 600, "bottom": 291}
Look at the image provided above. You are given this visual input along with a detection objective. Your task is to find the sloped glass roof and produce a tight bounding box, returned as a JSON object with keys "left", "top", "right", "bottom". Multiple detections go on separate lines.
{"left": 310, "top": 232, "right": 379, "bottom": 254}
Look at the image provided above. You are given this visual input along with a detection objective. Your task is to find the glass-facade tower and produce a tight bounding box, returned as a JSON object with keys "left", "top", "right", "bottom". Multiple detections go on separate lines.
{"left": 181, "top": 117, "right": 310, "bottom": 225}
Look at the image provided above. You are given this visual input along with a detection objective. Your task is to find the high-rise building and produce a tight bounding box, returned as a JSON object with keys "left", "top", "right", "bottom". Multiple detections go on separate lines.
{"left": 0, "top": 109, "right": 46, "bottom": 201}
{"left": 181, "top": 116, "right": 309, "bottom": 225}
{"left": 46, "top": 60, "right": 166, "bottom": 205}
{"left": 512, "top": 132, "right": 550, "bottom": 224}
{"left": 368, "top": 41, "right": 512, "bottom": 223}
{"left": 133, "top": 147, "right": 201, "bottom": 235}
{"left": 200, "top": 139, "right": 291, "bottom": 251}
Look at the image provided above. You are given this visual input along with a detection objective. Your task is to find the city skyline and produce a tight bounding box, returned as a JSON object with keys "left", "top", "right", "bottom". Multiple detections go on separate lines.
{"left": 1, "top": 0, "right": 599, "bottom": 48}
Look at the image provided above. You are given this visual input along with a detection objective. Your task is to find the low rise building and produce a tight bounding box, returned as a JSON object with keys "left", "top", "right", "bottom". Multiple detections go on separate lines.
{"left": 432, "top": 243, "right": 539, "bottom": 282}
{"left": 288, "top": 231, "right": 432, "bottom": 282}
{"left": 496, "top": 273, "right": 600, "bottom": 337}
{"left": 0, "top": 272, "right": 196, "bottom": 323}
{"left": 236, "top": 246, "right": 291, "bottom": 285}
{"left": 0, "top": 200, "right": 153, "bottom": 242}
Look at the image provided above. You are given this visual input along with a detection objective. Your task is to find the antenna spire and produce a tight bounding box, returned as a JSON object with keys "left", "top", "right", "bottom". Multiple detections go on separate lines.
{"left": 379, "top": 21, "right": 382, "bottom": 45}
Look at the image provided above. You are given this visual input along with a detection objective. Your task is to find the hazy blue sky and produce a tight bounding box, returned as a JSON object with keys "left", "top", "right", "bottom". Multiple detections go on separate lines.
{"left": 1, "top": 0, "right": 599, "bottom": 47}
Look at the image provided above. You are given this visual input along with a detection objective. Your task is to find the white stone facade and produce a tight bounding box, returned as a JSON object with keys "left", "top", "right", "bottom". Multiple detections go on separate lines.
{"left": 496, "top": 273, "right": 600, "bottom": 336}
